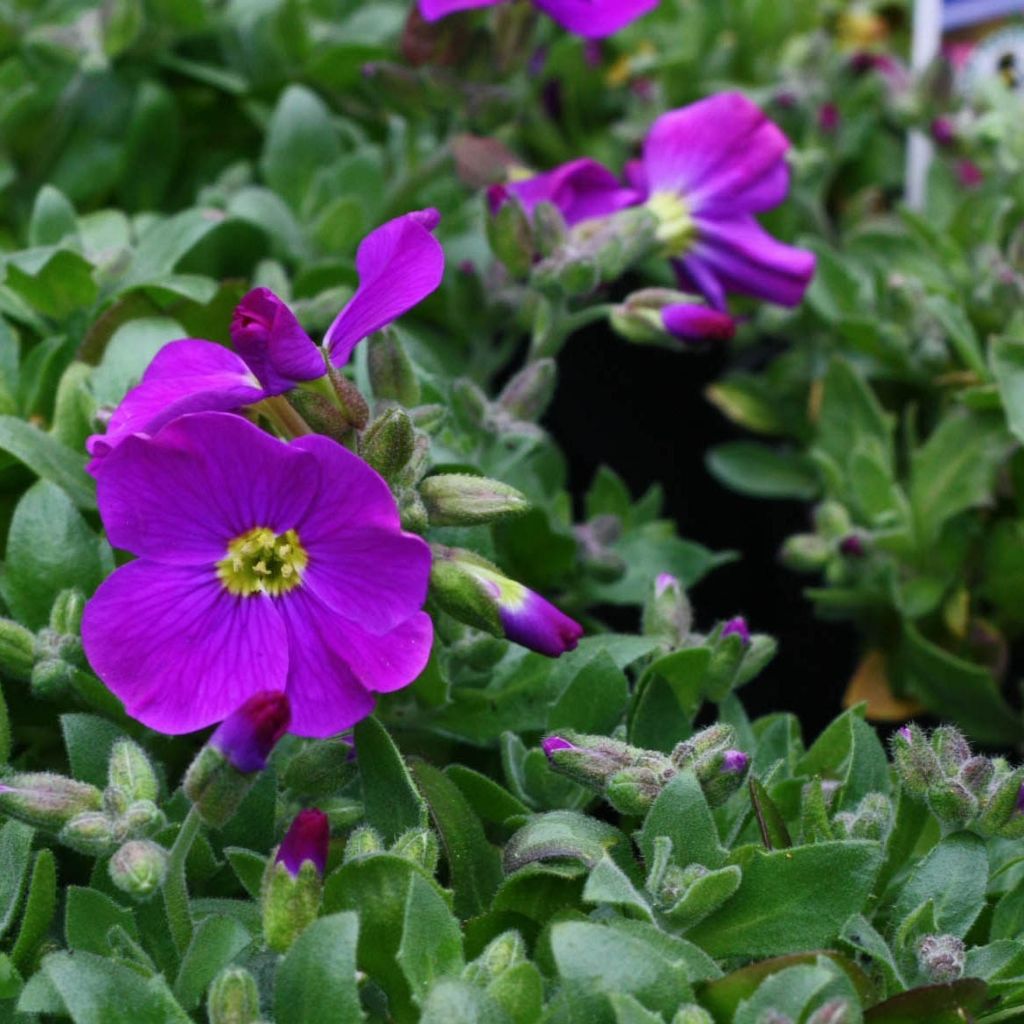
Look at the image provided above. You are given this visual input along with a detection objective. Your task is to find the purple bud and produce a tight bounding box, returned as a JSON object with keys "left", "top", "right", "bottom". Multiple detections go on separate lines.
{"left": 276, "top": 809, "right": 330, "bottom": 878}
{"left": 956, "top": 159, "right": 983, "bottom": 189}
{"left": 931, "top": 116, "right": 956, "bottom": 147}
{"left": 721, "top": 616, "right": 750, "bottom": 646}
{"left": 839, "top": 534, "right": 865, "bottom": 557}
{"left": 542, "top": 736, "right": 576, "bottom": 760}
{"left": 210, "top": 691, "right": 291, "bottom": 774}
{"left": 655, "top": 573, "right": 679, "bottom": 596}
{"left": 897, "top": 726, "right": 912, "bottom": 742}
{"left": 661, "top": 304, "right": 736, "bottom": 345}
{"left": 487, "top": 184, "right": 510, "bottom": 216}
{"left": 722, "top": 750, "right": 749, "bottom": 775}
{"left": 818, "top": 103, "right": 840, "bottom": 133}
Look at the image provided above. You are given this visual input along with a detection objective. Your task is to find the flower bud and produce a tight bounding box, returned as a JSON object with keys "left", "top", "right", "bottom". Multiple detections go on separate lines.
{"left": 672, "top": 1007, "right": 714, "bottom": 1024}
{"left": 463, "top": 930, "right": 527, "bottom": 986}
{"left": 834, "top": 792, "right": 892, "bottom": 841}
{"left": 262, "top": 809, "right": 329, "bottom": 952}
{"left": 344, "top": 824, "right": 384, "bottom": 862}
{"left": 121, "top": 799, "right": 165, "bottom": 838}
{"left": 50, "top": 588, "right": 86, "bottom": 638}
{"left": 661, "top": 304, "right": 735, "bottom": 346}
{"left": 360, "top": 408, "right": 415, "bottom": 483}
{"left": 917, "top": 934, "right": 965, "bottom": 983}
{"left": 814, "top": 501, "right": 852, "bottom": 540}
{"left": 0, "top": 618, "right": 36, "bottom": 682}
{"left": 367, "top": 329, "right": 421, "bottom": 407}
{"left": 487, "top": 196, "right": 533, "bottom": 278}
{"left": 780, "top": 533, "right": 831, "bottom": 572}
{"left": 700, "top": 750, "right": 750, "bottom": 807}
{"left": 29, "top": 658, "right": 75, "bottom": 701}
{"left": 285, "top": 389, "right": 354, "bottom": 443}
{"left": 108, "top": 739, "right": 159, "bottom": 804}
{"left": 806, "top": 1002, "right": 852, "bottom": 1024}
{"left": 959, "top": 756, "right": 994, "bottom": 795}
{"left": 757, "top": 1013, "right": 793, "bottom": 1024}
{"left": 932, "top": 726, "right": 971, "bottom": 773}
{"left": 184, "top": 691, "right": 290, "bottom": 827}
{"left": 720, "top": 616, "right": 751, "bottom": 646}
{"left": 928, "top": 779, "right": 977, "bottom": 828}
{"left": 326, "top": 369, "right": 370, "bottom": 432}
{"left": 109, "top": 839, "right": 168, "bottom": 900}
{"left": 931, "top": 116, "right": 956, "bottom": 147}
{"left": 451, "top": 378, "right": 489, "bottom": 427}
{"left": 430, "top": 547, "right": 582, "bottom": 657}
{"left": 420, "top": 474, "right": 530, "bottom": 527}
{"left": 890, "top": 723, "right": 941, "bottom": 796}
{"left": 0, "top": 772, "right": 102, "bottom": 830}
{"left": 606, "top": 766, "right": 663, "bottom": 816}
{"left": 497, "top": 359, "right": 556, "bottom": 422}
{"left": 642, "top": 573, "right": 692, "bottom": 647}
{"left": 531, "top": 202, "right": 568, "bottom": 258}
{"left": 976, "top": 768, "right": 1024, "bottom": 836}
{"left": 390, "top": 827, "right": 439, "bottom": 873}
{"left": 60, "top": 811, "right": 118, "bottom": 855}
{"left": 208, "top": 966, "right": 262, "bottom": 1024}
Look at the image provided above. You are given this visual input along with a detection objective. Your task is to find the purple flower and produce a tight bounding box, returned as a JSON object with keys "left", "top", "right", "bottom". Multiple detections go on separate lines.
{"left": 86, "top": 211, "right": 443, "bottom": 469}
{"left": 82, "top": 412, "right": 433, "bottom": 738}
{"left": 542, "top": 735, "right": 577, "bottom": 759}
{"left": 654, "top": 572, "right": 678, "bottom": 596}
{"left": 418, "top": 0, "right": 657, "bottom": 38}
{"left": 276, "top": 809, "right": 330, "bottom": 877}
{"left": 931, "top": 116, "right": 956, "bottom": 148}
{"left": 897, "top": 726, "right": 912, "bottom": 742}
{"left": 721, "top": 616, "right": 750, "bottom": 645}
{"left": 661, "top": 304, "right": 736, "bottom": 345}
{"left": 956, "top": 160, "right": 983, "bottom": 189}
{"left": 721, "top": 749, "right": 749, "bottom": 774}
{"left": 818, "top": 102, "right": 840, "bottom": 133}
{"left": 499, "top": 158, "right": 641, "bottom": 227}
{"left": 839, "top": 534, "right": 865, "bottom": 558}
{"left": 209, "top": 691, "right": 291, "bottom": 773}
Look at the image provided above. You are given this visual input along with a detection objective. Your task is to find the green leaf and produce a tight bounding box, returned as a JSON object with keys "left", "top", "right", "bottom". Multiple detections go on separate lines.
{"left": 409, "top": 760, "right": 502, "bottom": 919}
{"left": 748, "top": 777, "right": 792, "bottom": 851}
{"left": 816, "top": 358, "right": 891, "bottom": 474}
{"left": 0, "top": 822, "right": 34, "bottom": 940}
{"left": 28, "top": 186, "right": 78, "bottom": 248}
{"left": 638, "top": 771, "right": 725, "bottom": 869}
{"left": 10, "top": 849, "right": 57, "bottom": 973}
{"left": 0, "top": 416, "right": 95, "bottom": 510}
{"left": 224, "top": 848, "right": 266, "bottom": 900}
{"left": 274, "top": 913, "right": 364, "bottom": 1024}
{"left": 797, "top": 706, "right": 889, "bottom": 810}
{"left": 444, "top": 765, "right": 531, "bottom": 825}
{"left": 582, "top": 855, "right": 653, "bottom": 921}
{"left": 172, "top": 914, "right": 251, "bottom": 1011}
{"left": 992, "top": 335, "right": 1024, "bottom": 444}
{"left": 547, "top": 650, "right": 628, "bottom": 735}
{"left": 89, "top": 317, "right": 186, "bottom": 408}
{"left": 65, "top": 886, "right": 139, "bottom": 956}
{"left": 504, "top": 811, "right": 628, "bottom": 873}
{"left": 861, "top": 979, "right": 989, "bottom": 1022}
{"left": 892, "top": 832, "right": 987, "bottom": 938}
{"left": 1, "top": 481, "right": 111, "bottom": 629}
{"left": 925, "top": 295, "right": 987, "bottom": 378}
{"left": 61, "top": 714, "right": 129, "bottom": 788}
{"left": 354, "top": 716, "right": 427, "bottom": 843}
{"left": 706, "top": 442, "right": 820, "bottom": 500}
{"left": 24, "top": 950, "right": 191, "bottom": 1022}
{"left": 732, "top": 960, "right": 850, "bottom": 1024}
{"left": 686, "top": 841, "right": 882, "bottom": 959}
{"left": 419, "top": 979, "right": 512, "bottom": 1024}
{"left": 0, "top": 680, "right": 10, "bottom": 765}
{"left": 397, "top": 873, "right": 464, "bottom": 1002}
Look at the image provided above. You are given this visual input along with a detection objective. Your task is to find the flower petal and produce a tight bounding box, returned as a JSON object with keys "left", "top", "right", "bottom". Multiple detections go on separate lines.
{"left": 642, "top": 93, "right": 789, "bottom": 211}
{"left": 691, "top": 215, "right": 816, "bottom": 308}
{"left": 331, "top": 611, "right": 434, "bottom": 694}
{"left": 533, "top": 0, "right": 657, "bottom": 37}
{"left": 324, "top": 211, "right": 445, "bottom": 366}
{"left": 419, "top": 0, "right": 504, "bottom": 20}
{"left": 291, "top": 434, "right": 432, "bottom": 633}
{"left": 231, "top": 288, "right": 326, "bottom": 395}
{"left": 661, "top": 303, "right": 736, "bottom": 343}
{"left": 97, "top": 412, "right": 320, "bottom": 563}
{"left": 506, "top": 158, "right": 641, "bottom": 226}
{"left": 82, "top": 561, "right": 288, "bottom": 735}
{"left": 87, "top": 340, "right": 264, "bottom": 469}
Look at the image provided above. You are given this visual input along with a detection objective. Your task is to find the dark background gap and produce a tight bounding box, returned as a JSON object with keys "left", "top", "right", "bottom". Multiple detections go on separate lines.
{"left": 544, "top": 325, "right": 859, "bottom": 740}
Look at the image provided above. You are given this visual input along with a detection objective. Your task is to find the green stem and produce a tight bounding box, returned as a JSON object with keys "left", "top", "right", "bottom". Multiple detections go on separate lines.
{"left": 163, "top": 806, "right": 202, "bottom": 957}
{"left": 529, "top": 302, "right": 615, "bottom": 361}
{"left": 257, "top": 396, "right": 313, "bottom": 439}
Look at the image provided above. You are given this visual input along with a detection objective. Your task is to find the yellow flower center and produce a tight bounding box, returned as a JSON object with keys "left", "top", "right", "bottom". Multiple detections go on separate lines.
{"left": 646, "top": 190, "right": 696, "bottom": 257}
{"left": 217, "top": 527, "right": 308, "bottom": 597}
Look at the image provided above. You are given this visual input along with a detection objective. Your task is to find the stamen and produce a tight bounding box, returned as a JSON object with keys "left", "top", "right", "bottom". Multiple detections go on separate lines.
{"left": 646, "top": 190, "right": 696, "bottom": 257}
{"left": 217, "top": 527, "right": 309, "bottom": 597}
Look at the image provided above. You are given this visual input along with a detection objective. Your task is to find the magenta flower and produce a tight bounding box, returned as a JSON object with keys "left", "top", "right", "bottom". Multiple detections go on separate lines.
{"left": 86, "top": 210, "right": 444, "bottom": 469}
{"left": 541, "top": 735, "right": 577, "bottom": 759}
{"left": 662, "top": 304, "right": 736, "bottom": 345}
{"left": 210, "top": 691, "right": 291, "bottom": 773}
{"left": 82, "top": 412, "right": 432, "bottom": 737}
{"left": 721, "top": 749, "right": 749, "bottom": 775}
{"left": 276, "top": 809, "right": 330, "bottom": 877}
{"left": 501, "top": 93, "right": 815, "bottom": 310}
{"left": 721, "top": 616, "right": 750, "bottom": 645}
{"left": 419, "top": 0, "right": 657, "bottom": 39}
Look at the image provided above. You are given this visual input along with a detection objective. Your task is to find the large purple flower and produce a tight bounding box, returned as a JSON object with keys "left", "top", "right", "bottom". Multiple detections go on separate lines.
{"left": 501, "top": 93, "right": 816, "bottom": 310}
{"left": 82, "top": 412, "right": 433, "bottom": 738}
{"left": 86, "top": 210, "right": 444, "bottom": 470}
{"left": 419, "top": 0, "right": 657, "bottom": 38}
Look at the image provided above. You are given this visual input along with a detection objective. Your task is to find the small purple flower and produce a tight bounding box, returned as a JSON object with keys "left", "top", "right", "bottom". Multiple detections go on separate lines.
{"left": 276, "top": 809, "right": 330, "bottom": 877}
{"left": 655, "top": 572, "right": 679, "bottom": 596}
{"left": 661, "top": 304, "right": 736, "bottom": 345}
{"left": 897, "top": 726, "right": 913, "bottom": 742}
{"left": 209, "top": 691, "right": 291, "bottom": 773}
{"left": 86, "top": 211, "right": 443, "bottom": 469}
{"left": 418, "top": 0, "right": 658, "bottom": 39}
{"left": 956, "top": 160, "right": 983, "bottom": 189}
{"left": 721, "top": 616, "right": 750, "bottom": 645}
{"left": 839, "top": 534, "right": 865, "bottom": 558}
{"left": 931, "top": 116, "right": 956, "bottom": 148}
{"left": 818, "top": 102, "right": 840, "bottom": 133}
{"left": 721, "top": 749, "right": 749, "bottom": 775}
{"left": 542, "top": 735, "right": 577, "bottom": 759}
{"left": 82, "top": 412, "right": 433, "bottom": 737}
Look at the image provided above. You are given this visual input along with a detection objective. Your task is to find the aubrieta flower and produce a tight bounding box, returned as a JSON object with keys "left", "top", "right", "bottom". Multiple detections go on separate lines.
{"left": 86, "top": 210, "right": 443, "bottom": 471}
{"left": 419, "top": 0, "right": 658, "bottom": 40}
{"left": 661, "top": 303, "right": 736, "bottom": 345}
{"left": 501, "top": 92, "right": 816, "bottom": 311}
{"left": 82, "top": 412, "right": 432, "bottom": 737}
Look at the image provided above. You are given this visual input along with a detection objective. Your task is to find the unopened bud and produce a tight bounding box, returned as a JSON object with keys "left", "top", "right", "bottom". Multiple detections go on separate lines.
{"left": 0, "top": 618, "right": 36, "bottom": 682}
{"left": 327, "top": 369, "right": 370, "bottom": 431}
{"left": 360, "top": 408, "right": 415, "bottom": 482}
{"left": 780, "top": 533, "right": 831, "bottom": 572}
{"left": 976, "top": 768, "right": 1024, "bottom": 836}
{"left": 531, "top": 202, "right": 568, "bottom": 257}
{"left": 672, "top": 1007, "right": 714, "bottom": 1024}
{"left": 806, "top": 1002, "right": 852, "bottom": 1024}
{"left": 959, "top": 756, "right": 994, "bottom": 794}
{"left": 108, "top": 739, "right": 158, "bottom": 803}
{"left": 606, "top": 766, "right": 663, "bottom": 816}
{"left": 367, "top": 330, "right": 421, "bottom": 406}
{"left": 50, "top": 589, "right": 85, "bottom": 637}
{"left": 184, "top": 691, "right": 291, "bottom": 827}
{"left": 928, "top": 779, "right": 977, "bottom": 828}
{"left": 642, "top": 573, "right": 692, "bottom": 646}
{"left": 891, "top": 724, "right": 940, "bottom": 796}
{"left": 60, "top": 811, "right": 117, "bottom": 855}
{"left": 344, "top": 824, "right": 384, "bottom": 862}
{"left": 498, "top": 359, "right": 556, "bottom": 422}
{"left": 420, "top": 474, "right": 529, "bottom": 526}
{"left": 932, "top": 726, "right": 971, "bottom": 773}
{"left": 834, "top": 792, "right": 892, "bottom": 840}
{"left": 661, "top": 304, "right": 735, "bottom": 346}
{"left": 487, "top": 197, "right": 533, "bottom": 278}
{"left": 720, "top": 616, "right": 751, "bottom": 646}
{"left": 463, "top": 930, "right": 527, "bottom": 986}
{"left": 0, "top": 772, "right": 102, "bottom": 830}
{"left": 286, "top": 389, "right": 354, "bottom": 443}
{"left": 917, "top": 933, "right": 965, "bottom": 983}
{"left": 208, "top": 966, "right": 261, "bottom": 1024}
{"left": 30, "top": 658, "right": 74, "bottom": 701}
{"left": 390, "top": 827, "right": 439, "bottom": 872}
{"left": 109, "top": 839, "right": 168, "bottom": 900}
{"left": 121, "top": 799, "right": 165, "bottom": 838}
{"left": 262, "top": 809, "right": 329, "bottom": 952}
{"left": 757, "top": 1012, "right": 793, "bottom": 1024}
{"left": 813, "top": 501, "right": 852, "bottom": 539}
{"left": 451, "top": 378, "right": 489, "bottom": 427}
{"left": 701, "top": 750, "right": 750, "bottom": 807}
